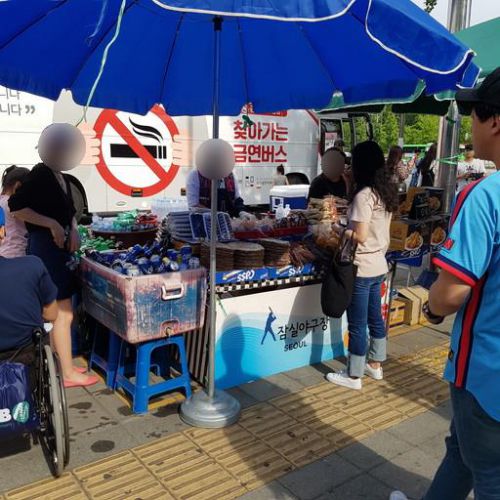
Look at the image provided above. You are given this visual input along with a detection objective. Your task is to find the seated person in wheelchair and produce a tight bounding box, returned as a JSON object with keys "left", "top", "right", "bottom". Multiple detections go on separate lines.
{"left": 0, "top": 207, "right": 58, "bottom": 365}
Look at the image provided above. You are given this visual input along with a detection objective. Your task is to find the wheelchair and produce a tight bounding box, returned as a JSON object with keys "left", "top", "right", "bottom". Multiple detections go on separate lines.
{"left": 0, "top": 328, "right": 70, "bottom": 477}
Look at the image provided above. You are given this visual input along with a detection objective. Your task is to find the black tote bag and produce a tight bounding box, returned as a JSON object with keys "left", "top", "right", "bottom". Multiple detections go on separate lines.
{"left": 321, "top": 234, "right": 358, "bottom": 318}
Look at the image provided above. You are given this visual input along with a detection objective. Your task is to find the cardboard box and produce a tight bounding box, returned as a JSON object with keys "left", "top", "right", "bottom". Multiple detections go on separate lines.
{"left": 389, "top": 299, "right": 407, "bottom": 328}
{"left": 430, "top": 215, "right": 450, "bottom": 250}
{"left": 425, "top": 188, "right": 445, "bottom": 215}
{"left": 81, "top": 257, "right": 207, "bottom": 343}
{"left": 398, "top": 188, "right": 430, "bottom": 220}
{"left": 390, "top": 219, "right": 431, "bottom": 252}
{"left": 398, "top": 286, "right": 429, "bottom": 325}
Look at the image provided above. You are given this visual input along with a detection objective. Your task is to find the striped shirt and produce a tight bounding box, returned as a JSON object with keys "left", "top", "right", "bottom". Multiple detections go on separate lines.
{"left": 434, "top": 171, "right": 500, "bottom": 421}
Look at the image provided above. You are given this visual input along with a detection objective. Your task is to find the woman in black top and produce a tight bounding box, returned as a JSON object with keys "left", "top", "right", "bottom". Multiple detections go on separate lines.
{"left": 9, "top": 124, "right": 98, "bottom": 388}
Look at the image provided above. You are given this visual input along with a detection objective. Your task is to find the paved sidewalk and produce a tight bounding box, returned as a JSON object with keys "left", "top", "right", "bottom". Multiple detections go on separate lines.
{"left": 0, "top": 320, "right": 455, "bottom": 499}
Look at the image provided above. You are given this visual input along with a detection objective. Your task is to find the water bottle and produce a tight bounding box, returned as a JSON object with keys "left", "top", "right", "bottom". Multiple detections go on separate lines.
{"left": 275, "top": 202, "right": 285, "bottom": 220}
{"left": 284, "top": 204, "right": 291, "bottom": 217}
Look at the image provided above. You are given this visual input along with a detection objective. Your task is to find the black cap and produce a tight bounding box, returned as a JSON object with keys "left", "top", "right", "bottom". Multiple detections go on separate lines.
{"left": 456, "top": 67, "right": 500, "bottom": 115}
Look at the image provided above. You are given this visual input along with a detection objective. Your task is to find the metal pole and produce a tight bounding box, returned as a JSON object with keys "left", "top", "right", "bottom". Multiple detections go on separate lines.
{"left": 436, "top": 0, "right": 472, "bottom": 212}
{"left": 398, "top": 114, "right": 405, "bottom": 147}
{"left": 180, "top": 16, "right": 241, "bottom": 428}
{"left": 208, "top": 16, "right": 222, "bottom": 399}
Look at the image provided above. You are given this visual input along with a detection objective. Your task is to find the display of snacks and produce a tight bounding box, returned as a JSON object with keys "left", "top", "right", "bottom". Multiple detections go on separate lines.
{"left": 306, "top": 196, "right": 338, "bottom": 225}
{"left": 226, "top": 242, "right": 265, "bottom": 269}
{"left": 200, "top": 242, "right": 235, "bottom": 271}
{"left": 390, "top": 219, "right": 431, "bottom": 252}
{"left": 289, "top": 242, "right": 316, "bottom": 268}
{"left": 398, "top": 188, "right": 430, "bottom": 220}
{"left": 259, "top": 238, "right": 291, "bottom": 267}
{"left": 424, "top": 187, "right": 444, "bottom": 215}
{"left": 430, "top": 216, "right": 450, "bottom": 250}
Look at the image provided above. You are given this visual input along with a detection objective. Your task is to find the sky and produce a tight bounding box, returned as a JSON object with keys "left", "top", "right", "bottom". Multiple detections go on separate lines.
{"left": 412, "top": 0, "right": 500, "bottom": 27}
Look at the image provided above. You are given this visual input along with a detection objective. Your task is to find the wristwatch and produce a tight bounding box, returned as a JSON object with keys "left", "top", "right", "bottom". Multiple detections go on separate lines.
{"left": 423, "top": 301, "right": 445, "bottom": 325}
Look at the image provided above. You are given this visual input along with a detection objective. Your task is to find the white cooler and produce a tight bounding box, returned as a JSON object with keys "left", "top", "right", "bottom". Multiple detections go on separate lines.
{"left": 270, "top": 184, "right": 309, "bottom": 211}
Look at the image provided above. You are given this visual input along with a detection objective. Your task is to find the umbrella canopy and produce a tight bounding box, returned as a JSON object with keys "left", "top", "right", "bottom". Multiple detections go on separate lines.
{"left": 0, "top": 0, "right": 478, "bottom": 117}
{"left": 320, "top": 16, "right": 500, "bottom": 116}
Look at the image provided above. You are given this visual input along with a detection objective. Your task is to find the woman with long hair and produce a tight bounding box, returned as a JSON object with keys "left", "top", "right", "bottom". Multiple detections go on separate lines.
{"left": 387, "top": 145, "right": 416, "bottom": 185}
{"left": 0, "top": 165, "right": 30, "bottom": 258}
{"left": 416, "top": 143, "right": 437, "bottom": 187}
{"left": 327, "top": 141, "right": 398, "bottom": 390}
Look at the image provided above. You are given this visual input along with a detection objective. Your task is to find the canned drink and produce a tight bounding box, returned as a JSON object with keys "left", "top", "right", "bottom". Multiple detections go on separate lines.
{"left": 126, "top": 265, "right": 141, "bottom": 277}
{"left": 180, "top": 245, "right": 192, "bottom": 260}
{"left": 111, "top": 259, "right": 124, "bottom": 273}
{"left": 166, "top": 249, "right": 178, "bottom": 262}
{"left": 128, "top": 244, "right": 144, "bottom": 258}
{"left": 168, "top": 261, "right": 180, "bottom": 272}
{"left": 150, "top": 254, "right": 162, "bottom": 272}
{"left": 188, "top": 257, "right": 200, "bottom": 269}
{"left": 137, "top": 257, "right": 153, "bottom": 274}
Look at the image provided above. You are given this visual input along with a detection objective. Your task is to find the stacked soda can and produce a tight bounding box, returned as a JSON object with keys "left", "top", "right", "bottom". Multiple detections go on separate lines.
{"left": 86, "top": 241, "right": 199, "bottom": 276}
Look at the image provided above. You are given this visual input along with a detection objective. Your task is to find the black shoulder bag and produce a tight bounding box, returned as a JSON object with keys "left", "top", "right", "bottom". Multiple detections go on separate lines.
{"left": 321, "top": 232, "right": 358, "bottom": 318}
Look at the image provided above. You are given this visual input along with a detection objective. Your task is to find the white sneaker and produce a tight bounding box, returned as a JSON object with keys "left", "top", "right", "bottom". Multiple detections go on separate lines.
{"left": 365, "top": 363, "right": 384, "bottom": 380}
{"left": 390, "top": 491, "right": 409, "bottom": 500}
{"left": 326, "top": 371, "right": 362, "bottom": 390}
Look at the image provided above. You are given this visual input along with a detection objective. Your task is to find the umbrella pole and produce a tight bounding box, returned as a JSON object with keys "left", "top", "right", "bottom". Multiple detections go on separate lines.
{"left": 180, "top": 16, "right": 241, "bottom": 428}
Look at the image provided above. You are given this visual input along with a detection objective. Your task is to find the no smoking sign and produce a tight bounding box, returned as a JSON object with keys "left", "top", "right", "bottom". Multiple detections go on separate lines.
{"left": 94, "top": 105, "right": 180, "bottom": 197}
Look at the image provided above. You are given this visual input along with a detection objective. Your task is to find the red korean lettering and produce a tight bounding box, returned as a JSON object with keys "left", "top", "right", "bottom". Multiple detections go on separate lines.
{"left": 274, "top": 145, "right": 287, "bottom": 163}
{"left": 273, "top": 124, "right": 288, "bottom": 142}
{"left": 248, "top": 145, "right": 262, "bottom": 163}
{"left": 234, "top": 144, "right": 248, "bottom": 163}
{"left": 261, "top": 145, "right": 275, "bottom": 163}
{"left": 233, "top": 120, "right": 247, "bottom": 140}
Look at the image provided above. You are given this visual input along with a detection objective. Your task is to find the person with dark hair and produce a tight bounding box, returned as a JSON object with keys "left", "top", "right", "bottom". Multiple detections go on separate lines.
{"left": 391, "top": 68, "right": 500, "bottom": 500}
{"left": 0, "top": 165, "right": 30, "bottom": 258}
{"left": 416, "top": 143, "right": 437, "bottom": 187}
{"left": 327, "top": 140, "right": 398, "bottom": 390}
{"left": 272, "top": 164, "right": 288, "bottom": 186}
{"left": 308, "top": 147, "right": 350, "bottom": 200}
{"left": 386, "top": 145, "right": 415, "bottom": 184}
{"left": 9, "top": 125, "right": 98, "bottom": 389}
{"left": 334, "top": 138, "right": 345, "bottom": 152}
{"left": 456, "top": 143, "right": 485, "bottom": 192}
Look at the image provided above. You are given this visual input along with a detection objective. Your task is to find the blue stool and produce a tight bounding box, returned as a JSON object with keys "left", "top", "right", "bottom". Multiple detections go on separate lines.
{"left": 88, "top": 327, "right": 121, "bottom": 388}
{"left": 114, "top": 335, "right": 192, "bottom": 414}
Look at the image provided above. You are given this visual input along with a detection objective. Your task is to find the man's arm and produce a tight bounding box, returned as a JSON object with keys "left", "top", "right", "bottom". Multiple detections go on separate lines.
{"left": 43, "top": 301, "right": 58, "bottom": 322}
{"left": 429, "top": 269, "right": 471, "bottom": 317}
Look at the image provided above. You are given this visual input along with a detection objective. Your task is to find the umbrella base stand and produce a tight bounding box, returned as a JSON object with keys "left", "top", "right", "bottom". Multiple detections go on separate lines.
{"left": 180, "top": 389, "right": 241, "bottom": 428}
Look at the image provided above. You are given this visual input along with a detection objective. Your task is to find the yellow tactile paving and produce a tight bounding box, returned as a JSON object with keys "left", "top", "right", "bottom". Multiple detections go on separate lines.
{"left": 5, "top": 343, "right": 453, "bottom": 500}
{"left": 264, "top": 423, "right": 333, "bottom": 467}
{"left": 4, "top": 474, "right": 87, "bottom": 500}
{"left": 73, "top": 451, "right": 170, "bottom": 500}
{"left": 238, "top": 404, "right": 297, "bottom": 438}
{"left": 212, "top": 438, "right": 294, "bottom": 490}
{"left": 133, "top": 434, "right": 245, "bottom": 500}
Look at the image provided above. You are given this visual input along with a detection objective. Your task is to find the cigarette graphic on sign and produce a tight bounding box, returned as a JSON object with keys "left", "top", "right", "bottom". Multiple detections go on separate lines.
{"left": 110, "top": 118, "right": 168, "bottom": 159}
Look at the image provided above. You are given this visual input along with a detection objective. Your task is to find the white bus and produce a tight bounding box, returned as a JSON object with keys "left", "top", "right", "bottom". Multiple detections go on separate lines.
{"left": 0, "top": 87, "right": 364, "bottom": 219}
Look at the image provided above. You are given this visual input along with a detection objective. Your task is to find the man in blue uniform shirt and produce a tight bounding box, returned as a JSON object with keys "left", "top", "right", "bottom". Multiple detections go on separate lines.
{"left": 392, "top": 68, "right": 500, "bottom": 500}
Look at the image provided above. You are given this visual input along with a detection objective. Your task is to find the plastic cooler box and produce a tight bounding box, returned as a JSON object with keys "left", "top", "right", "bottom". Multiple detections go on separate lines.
{"left": 270, "top": 184, "right": 309, "bottom": 211}
{"left": 80, "top": 257, "right": 207, "bottom": 343}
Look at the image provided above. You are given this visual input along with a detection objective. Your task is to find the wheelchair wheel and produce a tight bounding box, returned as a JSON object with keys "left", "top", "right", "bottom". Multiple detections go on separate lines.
{"left": 53, "top": 353, "right": 70, "bottom": 467}
{"left": 40, "top": 345, "right": 65, "bottom": 477}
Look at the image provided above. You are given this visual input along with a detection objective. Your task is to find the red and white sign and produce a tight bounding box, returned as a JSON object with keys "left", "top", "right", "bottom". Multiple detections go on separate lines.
{"left": 232, "top": 116, "right": 289, "bottom": 165}
{"left": 94, "top": 105, "right": 180, "bottom": 197}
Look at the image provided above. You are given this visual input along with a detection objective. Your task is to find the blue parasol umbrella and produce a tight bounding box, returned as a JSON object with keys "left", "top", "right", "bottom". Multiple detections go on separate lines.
{"left": 0, "top": 0, "right": 479, "bottom": 428}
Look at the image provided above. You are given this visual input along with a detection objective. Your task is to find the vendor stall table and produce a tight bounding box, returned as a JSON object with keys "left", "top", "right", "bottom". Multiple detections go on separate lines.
{"left": 186, "top": 272, "right": 347, "bottom": 390}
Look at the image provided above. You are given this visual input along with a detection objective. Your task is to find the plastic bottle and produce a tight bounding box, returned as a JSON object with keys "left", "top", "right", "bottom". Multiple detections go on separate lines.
{"left": 284, "top": 204, "right": 291, "bottom": 217}
{"left": 275, "top": 202, "right": 285, "bottom": 221}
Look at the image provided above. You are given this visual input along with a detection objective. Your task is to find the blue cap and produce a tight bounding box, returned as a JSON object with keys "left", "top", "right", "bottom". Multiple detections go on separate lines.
{"left": 0, "top": 207, "right": 5, "bottom": 227}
